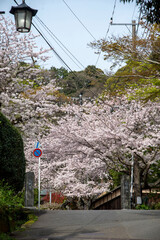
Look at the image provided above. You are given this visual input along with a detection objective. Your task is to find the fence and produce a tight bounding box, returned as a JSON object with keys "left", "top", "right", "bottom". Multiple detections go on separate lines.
{"left": 91, "top": 187, "right": 160, "bottom": 210}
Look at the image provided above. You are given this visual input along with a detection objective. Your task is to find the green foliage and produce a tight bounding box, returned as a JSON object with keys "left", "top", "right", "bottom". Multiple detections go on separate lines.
{"left": 147, "top": 160, "right": 160, "bottom": 185}
{"left": 102, "top": 59, "right": 160, "bottom": 102}
{"left": 52, "top": 65, "right": 107, "bottom": 98}
{"left": 135, "top": 204, "right": 151, "bottom": 210}
{"left": 50, "top": 66, "right": 69, "bottom": 80}
{"left": 0, "top": 182, "right": 38, "bottom": 236}
{"left": 0, "top": 112, "right": 26, "bottom": 192}
{"left": 34, "top": 188, "right": 38, "bottom": 206}
{"left": 154, "top": 202, "right": 160, "bottom": 210}
{"left": 0, "top": 233, "right": 16, "bottom": 240}
{"left": 109, "top": 169, "right": 123, "bottom": 189}
{"left": 0, "top": 182, "right": 28, "bottom": 234}
{"left": 0, "top": 182, "right": 24, "bottom": 208}
{"left": 90, "top": 24, "right": 160, "bottom": 102}
{"left": 129, "top": 78, "right": 160, "bottom": 102}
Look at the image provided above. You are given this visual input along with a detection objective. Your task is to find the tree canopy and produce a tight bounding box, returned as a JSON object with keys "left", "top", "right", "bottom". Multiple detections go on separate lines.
{"left": 50, "top": 65, "right": 108, "bottom": 98}
{"left": 120, "top": 0, "right": 160, "bottom": 24}
{"left": 90, "top": 24, "right": 160, "bottom": 102}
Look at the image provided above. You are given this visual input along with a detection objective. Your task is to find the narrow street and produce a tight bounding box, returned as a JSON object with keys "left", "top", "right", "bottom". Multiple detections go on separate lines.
{"left": 13, "top": 210, "right": 160, "bottom": 240}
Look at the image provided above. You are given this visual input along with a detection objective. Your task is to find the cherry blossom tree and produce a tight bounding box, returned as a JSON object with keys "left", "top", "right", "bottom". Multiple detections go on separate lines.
{"left": 1, "top": 79, "right": 64, "bottom": 141}
{"left": 27, "top": 98, "right": 160, "bottom": 205}
{"left": 0, "top": 16, "right": 49, "bottom": 95}
{"left": 1, "top": 16, "right": 159, "bottom": 206}
{"left": 0, "top": 16, "right": 63, "bottom": 141}
{"left": 0, "top": 16, "right": 69, "bottom": 195}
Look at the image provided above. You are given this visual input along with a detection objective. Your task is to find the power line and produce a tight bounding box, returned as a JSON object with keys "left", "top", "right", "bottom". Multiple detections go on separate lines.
{"left": 95, "top": 0, "right": 117, "bottom": 67}
{"left": 62, "top": 0, "right": 96, "bottom": 41}
{"left": 14, "top": 0, "right": 84, "bottom": 70}
{"left": 32, "top": 21, "right": 73, "bottom": 72}
{"left": 32, "top": 21, "right": 98, "bottom": 97}
{"left": 132, "top": 2, "right": 137, "bottom": 20}
{"left": 35, "top": 16, "right": 85, "bottom": 70}
{"left": 136, "top": 5, "right": 142, "bottom": 34}
{"left": 14, "top": 0, "right": 74, "bottom": 72}
{"left": 34, "top": 18, "right": 82, "bottom": 70}
{"left": 13, "top": 0, "right": 98, "bottom": 98}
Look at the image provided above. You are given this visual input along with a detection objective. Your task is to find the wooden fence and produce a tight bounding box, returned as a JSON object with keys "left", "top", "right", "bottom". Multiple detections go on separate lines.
{"left": 91, "top": 187, "right": 160, "bottom": 210}
{"left": 91, "top": 186, "right": 121, "bottom": 210}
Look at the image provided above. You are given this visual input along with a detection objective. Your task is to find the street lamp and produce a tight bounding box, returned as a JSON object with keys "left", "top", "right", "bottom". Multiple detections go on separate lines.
{"left": 10, "top": 0, "right": 38, "bottom": 33}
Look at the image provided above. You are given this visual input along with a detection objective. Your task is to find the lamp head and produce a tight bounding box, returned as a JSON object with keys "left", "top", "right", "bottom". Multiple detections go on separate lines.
{"left": 10, "top": 1, "right": 38, "bottom": 33}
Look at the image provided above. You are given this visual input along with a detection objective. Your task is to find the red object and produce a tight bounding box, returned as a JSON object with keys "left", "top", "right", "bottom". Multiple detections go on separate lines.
{"left": 33, "top": 148, "right": 42, "bottom": 157}
{"left": 42, "top": 192, "right": 65, "bottom": 204}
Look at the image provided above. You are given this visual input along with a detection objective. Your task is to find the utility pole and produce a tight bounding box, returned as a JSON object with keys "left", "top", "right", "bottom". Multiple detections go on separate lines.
{"left": 132, "top": 20, "right": 136, "bottom": 58}
{"left": 110, "top": 19, "right": 142, "bottom": 207}
{"left": 110, "top": 19, "right": 138, "bottom": 58}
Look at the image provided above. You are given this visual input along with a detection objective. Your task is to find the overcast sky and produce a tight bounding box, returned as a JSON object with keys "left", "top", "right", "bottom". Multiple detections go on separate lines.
{"left": 1, "top": 0, "right": 141, "bottom": 72}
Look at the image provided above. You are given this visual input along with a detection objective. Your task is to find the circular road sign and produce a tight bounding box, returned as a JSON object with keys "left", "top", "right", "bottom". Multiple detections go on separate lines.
{"left": 33, "top": 148, "right": 42, "bottom": 158}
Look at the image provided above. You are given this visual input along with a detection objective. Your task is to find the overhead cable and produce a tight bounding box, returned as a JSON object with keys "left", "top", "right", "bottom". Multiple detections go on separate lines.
{"left": 32, "top": 21, "right": 73, "bottom": 72}
{"left": 35, "top": 16, "right": 85, "bottom": 70}
{"left": 132, "top": 2, "right": 137, "bottom": 20}
{"left": 13, "top": 0, "right": 98, "bottom": 97}
{"left": 14, "top": 0, "right": 84, "bottom": 70}
{"left": 136, "top": 5, "right": 142, "bottom": 34}
{"left": 95, "top": 0, "right": 117, "bottom": 66}
{"left": 62, "top": 0, "right": 96, "bottom": 41}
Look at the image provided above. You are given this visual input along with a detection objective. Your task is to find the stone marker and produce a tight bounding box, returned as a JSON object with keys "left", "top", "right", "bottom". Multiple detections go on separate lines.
{"left": 25, "top": 172, "right": 34, "bottom": 207}
{"left": 121, "top": 175, "right": 131, "bottom": 209}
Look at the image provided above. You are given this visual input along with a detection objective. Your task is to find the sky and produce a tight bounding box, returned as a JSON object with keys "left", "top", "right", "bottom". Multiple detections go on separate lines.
{"left": 1, "top": 0, "right": 141, "bottom": 73}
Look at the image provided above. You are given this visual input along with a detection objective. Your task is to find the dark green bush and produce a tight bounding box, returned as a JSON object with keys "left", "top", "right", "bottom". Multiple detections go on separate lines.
{"left": 0, "top": 182, "right": 26, "bottom": 233}
{"left": 0, "top": 182, "right": 24, "bottom": 208}
{"left": 0, "top": 233, "right": 16, "bottom": 240}
{"left": 0, "top": 112, "right": 26, "bottom": 192}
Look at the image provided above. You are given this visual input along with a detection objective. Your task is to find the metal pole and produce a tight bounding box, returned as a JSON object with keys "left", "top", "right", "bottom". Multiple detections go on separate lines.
{"left": 49, "top": 191, "right": 52, "bottom": 205}
{"left": 130, "top": 153, "right": 134, "bottom": 208}
{"left": 38, "top": 157, "right": 41, "bottom": 210}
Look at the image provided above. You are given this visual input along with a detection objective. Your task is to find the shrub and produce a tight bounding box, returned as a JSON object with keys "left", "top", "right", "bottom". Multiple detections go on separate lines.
{"left": 154, "top": 202, "right": 160, "bottom": 210}
{"left": 0, "top": 182, "right": 23, "bottom": 208}
{"left": 0, "top": 182, "right": 26, "bottom": 233}
{"left": 0, "top": 233, "right": 16, "bottom": 240}
{"left": 135, "top": 204, "right": 151, "bottom": 210}
{"left": 0, "top": 112, "right": 25, "bottom": 192}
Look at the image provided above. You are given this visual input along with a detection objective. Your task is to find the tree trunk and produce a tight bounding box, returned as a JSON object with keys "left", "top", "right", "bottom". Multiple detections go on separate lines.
{"left": 134, "top": 159, "right": 142, "bottom": 205}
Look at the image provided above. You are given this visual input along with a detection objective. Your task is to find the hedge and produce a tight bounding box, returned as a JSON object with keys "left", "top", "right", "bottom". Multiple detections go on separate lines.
{"left": 0, "top": 112, "right": 25, "bottom": 192}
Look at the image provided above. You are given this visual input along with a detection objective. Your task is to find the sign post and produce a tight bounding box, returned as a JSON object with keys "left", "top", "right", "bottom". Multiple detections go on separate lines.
{"left": 38, "top": 156, "right": 41, "bottom": 210}
{"left": 33, "top": 142, "right": 42, "bottom": 210}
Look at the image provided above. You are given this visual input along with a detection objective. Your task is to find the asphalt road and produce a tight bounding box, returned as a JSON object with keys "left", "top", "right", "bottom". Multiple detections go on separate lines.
{"left": 12, "top": 210, "right": 160, "bottom": 240}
